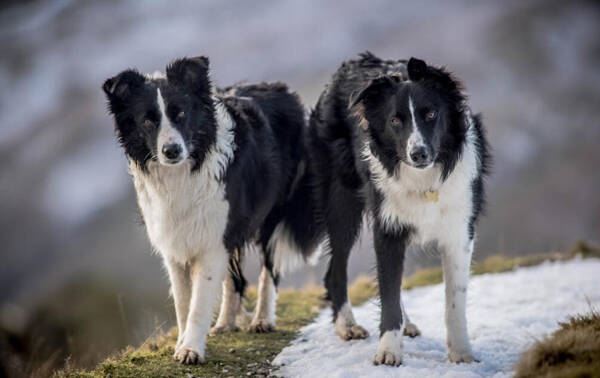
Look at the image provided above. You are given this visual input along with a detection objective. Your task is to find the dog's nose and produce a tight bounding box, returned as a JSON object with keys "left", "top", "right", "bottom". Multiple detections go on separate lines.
{"left": 410, "top": 146, "right": 431, "bottom": 166}
{"left": 162, "top": 143, "right": 182, "bottom": 160}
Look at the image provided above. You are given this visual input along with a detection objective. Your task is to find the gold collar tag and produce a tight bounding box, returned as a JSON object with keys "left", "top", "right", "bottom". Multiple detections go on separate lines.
{"left": 424, "top": 190, "right": 439, "bottom": 203}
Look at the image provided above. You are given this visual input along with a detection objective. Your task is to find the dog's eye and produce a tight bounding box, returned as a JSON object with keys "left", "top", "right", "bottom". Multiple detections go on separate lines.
{"left": 176, "top": 111, "right": 185, "bottom": 121}
{"left": 390, "top": 117, "right": 401, "bottom": 126}
{"left": 425, "top": 110, "right": 437, "bottom": 121}
{"left": 143, "top": 119, "right": 155, "bottom": 128}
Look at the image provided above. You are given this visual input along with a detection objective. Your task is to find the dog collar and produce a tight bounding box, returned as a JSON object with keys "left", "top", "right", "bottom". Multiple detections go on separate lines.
{"left": 424, "top": 190, "right": 439, "bottom": 203}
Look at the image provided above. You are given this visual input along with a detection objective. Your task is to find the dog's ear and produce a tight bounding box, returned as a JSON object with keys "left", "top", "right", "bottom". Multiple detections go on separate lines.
{"left": 166, "top": 56, "right": 210, "bottom": 93}
{"left": 102, "top": 70, "right": 145, "bottom": 102}
{"left": 349, "top": 76, "right": 397, "bottom": 130}
{"left": 349, "top": 75, "right": 396, "bottom": 109}
{"left": 407, "top": 57, "right": 428, "bottom": 81}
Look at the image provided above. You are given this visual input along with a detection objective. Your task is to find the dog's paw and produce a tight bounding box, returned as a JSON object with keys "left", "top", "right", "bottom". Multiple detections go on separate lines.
{"left": 448, "top": 349, "right": 477, "bottom": 364}
{"left": 403, "top": 322, "right": 421, "bottom": 338}
{"left": 373, "top": 330, "right": 403, "bottom": 366}
{"left": 334, "top": 305, "right": 369, "bottom": 341}
{"left": 248, "top": 319, "right": 275, "bottom": 333}
{"left": 209, "top": 324, "right": 239, "bottom": 335}
{"left": 374, "top": 350, "right": 402, "bottom": 366}
{"left": 173, "top": 347, "right": 205, "bottom": 365}
{"left": 336, "top": 324, "right": 369, "bottom": 340}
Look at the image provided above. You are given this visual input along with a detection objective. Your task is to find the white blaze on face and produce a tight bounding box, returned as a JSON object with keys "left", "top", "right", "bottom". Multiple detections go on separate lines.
{"left": 156, "top": 88, "right": 188, "bottom": 165}
{"left": 407, "top": 96, "right": 426, "bottom": 163}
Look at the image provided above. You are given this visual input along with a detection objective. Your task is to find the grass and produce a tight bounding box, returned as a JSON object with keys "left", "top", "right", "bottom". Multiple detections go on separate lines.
{"left": 57, "top": 241, "right": 599, "bottom": 377}
{"left": 514, "top": 311, "right": 600, "bottom": 378}
{"left": 57, "top": 287, "right": 324, "bottom": 378}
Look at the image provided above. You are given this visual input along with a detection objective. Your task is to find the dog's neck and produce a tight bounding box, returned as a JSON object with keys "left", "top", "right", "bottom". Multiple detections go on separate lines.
{"left": 395, "top": 162, "right": 442, "bottom": 194}
{"left": 363, "top": 144, "right": 442, "bottom": 198}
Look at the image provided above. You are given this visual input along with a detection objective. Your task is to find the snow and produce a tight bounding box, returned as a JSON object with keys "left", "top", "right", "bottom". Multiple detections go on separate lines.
{"left": 273, "top": 258, "right": 600, "bottom": 377}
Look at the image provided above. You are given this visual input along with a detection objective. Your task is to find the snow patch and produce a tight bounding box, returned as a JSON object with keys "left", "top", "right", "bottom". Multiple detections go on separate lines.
{"left": 273, "top": 259, "right": 600, "bottom": 377}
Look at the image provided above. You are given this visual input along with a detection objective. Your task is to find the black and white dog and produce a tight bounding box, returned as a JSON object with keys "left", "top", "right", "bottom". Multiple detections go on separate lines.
{"left": 309, "top": 52, "right": 490, "bottom": 365}
{"left": 102, "top": 56, "right": 322, "bottom": 364}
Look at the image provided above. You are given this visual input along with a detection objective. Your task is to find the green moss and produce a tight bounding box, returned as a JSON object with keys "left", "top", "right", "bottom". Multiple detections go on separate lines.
{"left": 58, "top": 287, "right": 323, "bottom": 378}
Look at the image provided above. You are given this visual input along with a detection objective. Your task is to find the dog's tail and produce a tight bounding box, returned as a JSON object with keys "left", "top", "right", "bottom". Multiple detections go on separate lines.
{"left": 268, "top": 159, "right": 327, "bottom": 276}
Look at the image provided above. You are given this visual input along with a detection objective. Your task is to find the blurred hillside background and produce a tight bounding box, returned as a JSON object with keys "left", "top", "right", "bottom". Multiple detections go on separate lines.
{"left": 1, "top": 0, "right": 599, "bottom": 375}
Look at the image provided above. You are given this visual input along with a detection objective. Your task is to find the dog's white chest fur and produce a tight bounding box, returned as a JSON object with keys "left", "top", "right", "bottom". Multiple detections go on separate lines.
{"left": 129, "top": 101, "right": 236, "bottom": 264}
{"left": 131, "top": 161, "right": 229, "bottom": 264}
{"left": 366, "top": 128, "right": 478, "bottom": 245}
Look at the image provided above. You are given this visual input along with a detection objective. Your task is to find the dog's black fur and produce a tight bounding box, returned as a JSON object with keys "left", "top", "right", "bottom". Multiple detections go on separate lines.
{"left": 103, "top": 58, "right": 325, "bottom": 363}
{"left": 308, "top": 52, "right": 490, "bottom": 362}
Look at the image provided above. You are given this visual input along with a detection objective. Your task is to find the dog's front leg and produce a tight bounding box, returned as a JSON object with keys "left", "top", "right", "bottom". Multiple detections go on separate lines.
{"left": 441, "top": 234, "right": 476, "bottom": 363}
{"left": 373, "top": 220, "right": 411, "bottom": 366}
{"left": 164, "top": 257, "right": 191, "bottom": 349}
{"left": 174, "top": 248, "right": 228, "bottom": 364}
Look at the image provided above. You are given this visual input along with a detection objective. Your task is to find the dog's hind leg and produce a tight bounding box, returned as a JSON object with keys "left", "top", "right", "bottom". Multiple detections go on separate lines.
{"left": 324, "top": 184, "right": 368, "bottom": 341}
{"left": 210, "top": 249, "right": 246, "bottom": 334}
{"left": 164, "top": 257, "right": 191, "bottom": 349}
{"left": 401, "top": 298, "right": 421, "bottom": 337}
{"left": 249, "top": 246, "right": 278, "bottom": 333}
{"left": 441, "top": 232, "right": 476, "bottom": 363}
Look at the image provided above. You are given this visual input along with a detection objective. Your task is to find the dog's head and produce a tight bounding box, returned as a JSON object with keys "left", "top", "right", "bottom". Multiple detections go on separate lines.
{"left": 351, "top": 57, "right": 467, "bottom": 175}
{"left": 102, "top": 56, "right": 217, "bottom": 169}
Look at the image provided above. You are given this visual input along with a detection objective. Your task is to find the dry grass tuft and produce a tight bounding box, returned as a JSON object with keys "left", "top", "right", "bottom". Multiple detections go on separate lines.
{"left": 514, "top": 311, "right": 600, "bottom": 378}
{"left": 569, "top": 240, "right": 600, "bottom": 259}
{"left": 348, "top": 275, "right": 378, "bottom": 306}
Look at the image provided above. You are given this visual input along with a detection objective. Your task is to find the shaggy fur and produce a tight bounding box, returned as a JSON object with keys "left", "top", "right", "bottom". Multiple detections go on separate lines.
{"left": 102, "top": 56, "right": 321, "bottom": 364}
{"left": 308, "top": 52, "right": 490, "bottom": 365}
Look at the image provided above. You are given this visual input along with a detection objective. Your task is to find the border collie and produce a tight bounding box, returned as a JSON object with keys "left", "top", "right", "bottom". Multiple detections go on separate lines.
{"left": 309, "top": 52, "right": 490, "bottom": 365}
{"left": 102, "top": 56, "right": 322, "bottom": 364}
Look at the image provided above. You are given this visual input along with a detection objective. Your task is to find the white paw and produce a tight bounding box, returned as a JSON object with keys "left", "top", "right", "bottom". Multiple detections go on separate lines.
{"left": 448, "top": 349, "right": 477, "bottom": 363}
{"left": 334, "top": 303, "right": 369, "bottom": 340}
{"left": 248, "top": 319, "right": 275, "bottom": 333}
{"left": 403, "top": 322, "right": 421, "bottom": 338}
{"left": 173, "top": 346, "right": 205, "bottom": 365}
{"left": 209, "top": 324, "right": 239, "bottom": 335}
{"left": 336, "top": 324, "right": 369, "bottom": 340}
{"left": 448, "top": 342, "right": 477, "bottom": 363}
{"left": 373, "top": 330, "right": 403, "bottom": 366}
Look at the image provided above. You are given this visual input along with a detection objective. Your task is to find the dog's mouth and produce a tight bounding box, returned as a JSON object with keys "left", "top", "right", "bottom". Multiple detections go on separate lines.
{"left": 409, "top": 161, "right": 435, "bottom": 170}
{"left": 160, "top": 157, "right": 186, "bottom": 166}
